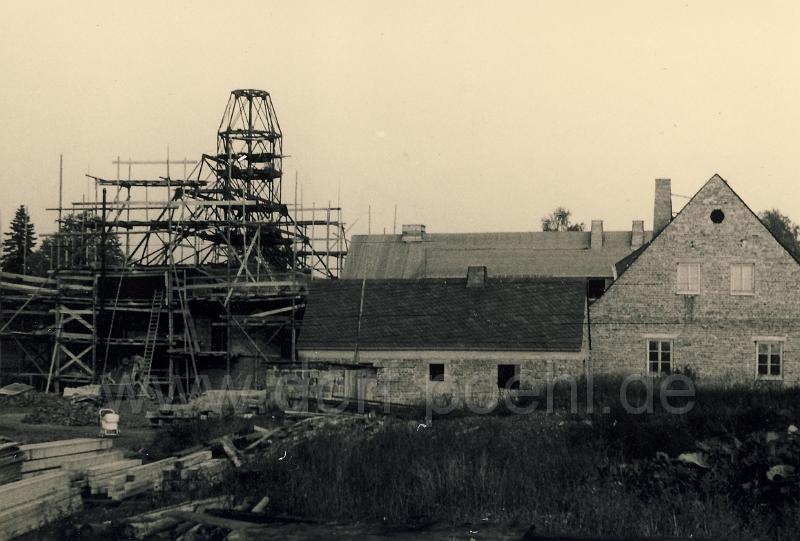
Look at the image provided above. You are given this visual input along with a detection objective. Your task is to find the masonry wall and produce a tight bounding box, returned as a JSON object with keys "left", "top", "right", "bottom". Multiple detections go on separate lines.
{"left": 590, "top": 177, "right": 800, "bottom": 385}
{"left": 295, "top": 350, "right": 588, "bottom": 407}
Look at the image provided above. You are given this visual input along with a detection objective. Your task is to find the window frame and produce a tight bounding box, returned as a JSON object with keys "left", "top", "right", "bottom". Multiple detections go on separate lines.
{"left": 428, "top": 363, "right": 445, "bottom": 382}
{"left": 676, "top": 262, "right": 701, "bottom": 295}
{"left": 646, "top": 338, "right": 673, "bottom": 376}
{"left": 497, "top": 364, "right": 520, "bottom": 390}
{"left": 755, "top": 340, "right": 783, "bottom": 380}
{"left": 730, "top": 262, "right": 756, "bottom": 296}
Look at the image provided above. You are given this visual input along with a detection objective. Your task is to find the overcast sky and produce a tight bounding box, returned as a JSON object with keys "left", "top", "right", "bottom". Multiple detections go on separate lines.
{"left": 2, "top": 1, "right": 800, "bottom": 241}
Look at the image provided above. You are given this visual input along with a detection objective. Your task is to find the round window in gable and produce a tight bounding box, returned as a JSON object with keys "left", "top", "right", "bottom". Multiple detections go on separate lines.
{"left": 710, "top": 209, "right": 725, "bottom": 223}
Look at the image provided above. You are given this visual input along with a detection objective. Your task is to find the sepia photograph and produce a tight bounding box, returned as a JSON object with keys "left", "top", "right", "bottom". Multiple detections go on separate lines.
{"left": 1, "top": 1, "right": 800, "bottom": 539}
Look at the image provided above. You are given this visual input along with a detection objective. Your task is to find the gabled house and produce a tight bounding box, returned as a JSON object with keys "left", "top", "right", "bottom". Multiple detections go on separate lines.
{"left": 296, "top": 271, "right": 589, "bottom": 406}
{"left": 590, "top": 175, "right": 800, "bottom": 384}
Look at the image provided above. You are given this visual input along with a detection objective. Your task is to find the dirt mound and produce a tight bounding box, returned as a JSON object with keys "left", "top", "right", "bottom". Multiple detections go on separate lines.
{"left": 0, "top": 391, "right": 99, "bottom": 426}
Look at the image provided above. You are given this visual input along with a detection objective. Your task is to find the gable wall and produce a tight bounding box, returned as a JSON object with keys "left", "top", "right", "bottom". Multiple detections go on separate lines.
{"left": 590, "top": 177, "right": 800, "bottom": 384}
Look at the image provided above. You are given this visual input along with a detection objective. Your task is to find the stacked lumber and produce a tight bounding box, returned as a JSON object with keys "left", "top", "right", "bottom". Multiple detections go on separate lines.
{"left": 100, "top": 457, "right": 179, "bottom": 500}
{"left": 87, "top": 459, "right": 143, "bottom": 494}
{"left": 0, "top": 440, "right": 23, "bottom": 484}
{"left": 20, "top": 438, "right": 115, "bottom": 479}
{"left": 0, "top": 470, "right": 82, "bottom": 541}
{"left": 175, "top": 458, "right": 229, "bottom": 489}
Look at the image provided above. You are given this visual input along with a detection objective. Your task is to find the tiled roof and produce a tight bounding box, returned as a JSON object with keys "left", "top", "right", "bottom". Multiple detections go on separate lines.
{"left": 342, "top": 230, "right": 652, "bottom": 279}
{"left": 297, "top": 277, "right": 586, "bottom": 352}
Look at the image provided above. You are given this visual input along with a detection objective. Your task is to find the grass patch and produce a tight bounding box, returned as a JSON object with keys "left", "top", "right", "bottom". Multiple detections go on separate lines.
{"left": 228, "top": 378, "right": 800, "bottom": 539}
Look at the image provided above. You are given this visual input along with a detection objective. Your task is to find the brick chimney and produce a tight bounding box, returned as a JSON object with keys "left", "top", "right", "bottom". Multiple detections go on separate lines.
{"left": 466, "top": 266, "right": 487, "bottom": 287}
{"left": 401, "top": 224, "right": 426, "bottom": 242}
{"left": 590, "top": 220, "right": 603, "bottom": 250}
{"left": 653, "top": 178, "right": 672, "bottom": 236}
{"left": 631, "top": 220, "right": 644, "bottom": 249}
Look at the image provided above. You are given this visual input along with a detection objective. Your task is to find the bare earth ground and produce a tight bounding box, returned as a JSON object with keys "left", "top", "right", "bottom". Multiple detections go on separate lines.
{"left": 0, "top": 413, "right": 156, "bottom": 451}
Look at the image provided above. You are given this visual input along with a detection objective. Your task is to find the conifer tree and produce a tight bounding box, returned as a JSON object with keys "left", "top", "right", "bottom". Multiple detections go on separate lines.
{"left": 1, "top": 205, "right": 37, "bottom": 274}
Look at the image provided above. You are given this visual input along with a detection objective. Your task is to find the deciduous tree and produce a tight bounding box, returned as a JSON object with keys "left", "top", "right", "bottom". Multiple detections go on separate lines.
{"left": 541, "top": 207, "right": 584, "bottom": 232}
{"left": 760, "top": 208, "right": 800, "bottom": 259}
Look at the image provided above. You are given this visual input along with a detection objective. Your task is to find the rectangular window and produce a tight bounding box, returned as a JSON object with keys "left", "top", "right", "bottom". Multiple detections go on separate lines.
{"left": 647, "top": 340, "right": 672, "bottom": 375}
{"left": 210, "top": 324, "right": 228, "bottom": 351}
{"left": 731, "top": 263, "right": 755, "bottom": 295}
{"left": 756, "top": 341, "right": 782, "bottom": 379}
{"left": 429, "top": 363, "right": 445, "bottom": 382}
{"left": 497, "top": 364, "right": 520, "bottom": 389}
{"left": 677, "top": 263, "right": 700, "bottom": 294}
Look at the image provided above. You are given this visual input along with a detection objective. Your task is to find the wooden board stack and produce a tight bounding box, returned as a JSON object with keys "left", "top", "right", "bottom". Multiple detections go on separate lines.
{"left": 0, "top": 470, "right": 82, "bottom": 541}
{"left": 19, "top": 438, "right": 123, "bottom": 486}
{"left": 0, "top": 440, "right": 23, "bottom": 485}
{"left": 160, "top": 449, "right": 228, "bottom": 491}
{"left": 89, "top": 456, "right": 179, "bottom": 500}
{"left": 87, "top": 459, "right": 143, "bottom": 494}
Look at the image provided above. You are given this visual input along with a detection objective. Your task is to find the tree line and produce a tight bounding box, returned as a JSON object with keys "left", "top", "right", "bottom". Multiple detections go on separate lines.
{"left": 1, "top": 205, "right": 124, "bottom": 276}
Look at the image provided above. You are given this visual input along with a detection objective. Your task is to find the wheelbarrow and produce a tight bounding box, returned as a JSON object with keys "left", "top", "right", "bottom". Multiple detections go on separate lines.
{"left": 99, "top": 408, "right": 120, "bottom": 438}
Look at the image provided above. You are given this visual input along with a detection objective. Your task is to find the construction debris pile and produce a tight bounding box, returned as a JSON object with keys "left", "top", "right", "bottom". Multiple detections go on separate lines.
{"left": 82, "top": 496, "right": 239, "bottom": 540}
{"left": 0, "top": 385, "right": 100, "bottom": 427}
{"left": 16, "top": 393, "right": 99, "bottom": 426}
{"left": 243, "top": 411, "right": 384, "bottom": 452}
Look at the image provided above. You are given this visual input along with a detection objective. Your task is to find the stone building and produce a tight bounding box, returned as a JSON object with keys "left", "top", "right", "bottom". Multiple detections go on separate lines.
{"left": 590, "top": 175, "right": 800, "bottom": 385}
{"left": 296, "top": 271, "right": 588, "bottom": 406}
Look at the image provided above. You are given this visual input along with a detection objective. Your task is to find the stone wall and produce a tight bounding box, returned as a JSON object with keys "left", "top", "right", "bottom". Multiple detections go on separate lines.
{"left": 295, "top": 350, "right": 588, "bottom": 407}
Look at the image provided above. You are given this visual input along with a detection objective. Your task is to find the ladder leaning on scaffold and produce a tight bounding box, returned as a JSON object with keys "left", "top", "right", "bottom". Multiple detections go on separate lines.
{"left": 138, "top": 289, "right": 164, "bottom": 395}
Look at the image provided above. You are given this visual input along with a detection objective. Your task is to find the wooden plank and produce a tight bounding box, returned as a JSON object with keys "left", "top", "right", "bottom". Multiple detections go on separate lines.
{"left": 175, "top": 450, "right": 213, "bottom": 470}
{"left": 166, "top": 510, "right": 262, "bottom": 532}
{"left": 0, "top": 282, "right": 56, "bottom": 295}
{"left": 21, "top": 449, "right": 123, "bottom": 473}
{"left": 0, "top": 471, "right": 70, "bottom": 509}
{"left": 0, "top": 493, "right": 82, "bottom": 541}
{"left": 90, "top": 472, "right": 128, "bottom": 495}
{"left": 180, "top": 458, "right": 229, "bottom": 481}
{"left": 86, "top": 459, "right": 142, "bottom": 479}
{"left": 108, "top": 477, "right": 160, "bottom": 500}
{"left": 0, "top": 271, "right": 53, "bottom": 285}
{"left": 120, "top": 496, "right": 231, "bottom": 539}
{"left": 217, "top": 436, "right": 242, "bottom": 468}
{"left": 125, "top": 457, "right": 178, "bottom": 480}
{"left": 20, "top": 438, "right": 112, "bottom": 461}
